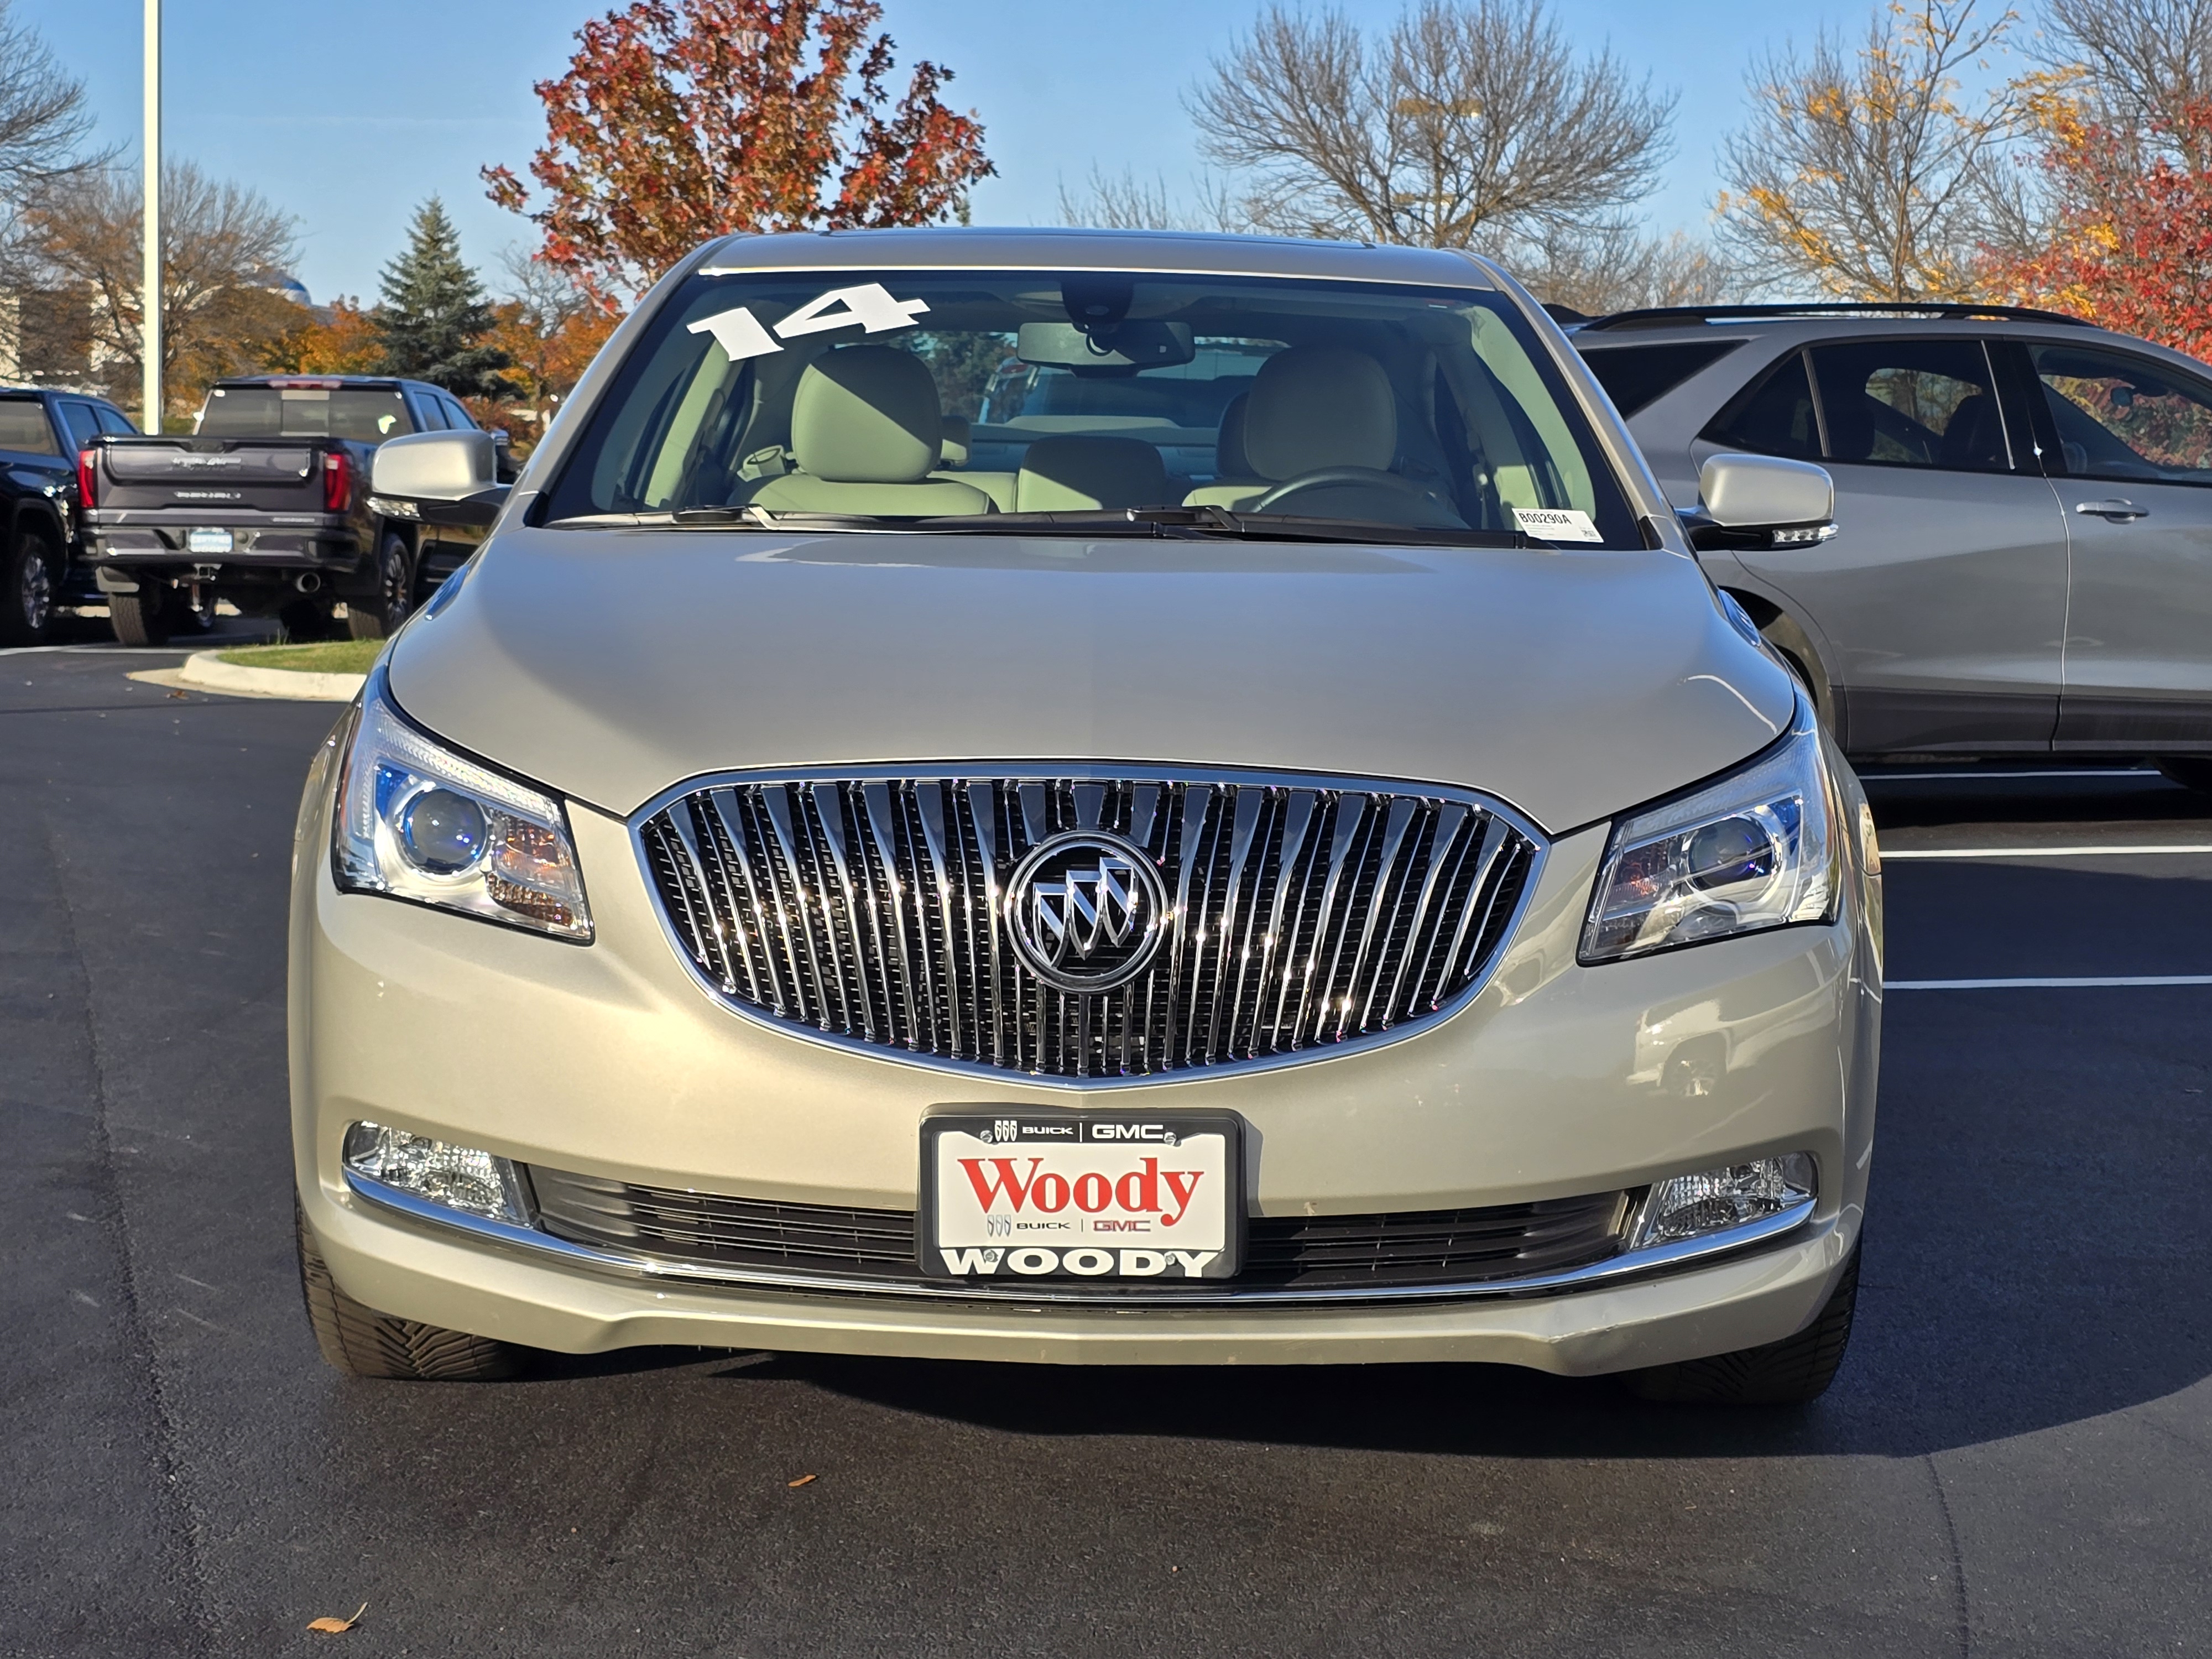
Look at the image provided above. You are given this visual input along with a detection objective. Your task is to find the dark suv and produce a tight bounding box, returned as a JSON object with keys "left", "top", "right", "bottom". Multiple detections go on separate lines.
{"left": 0, "top": 386, "right": 136, "bottom": 646}
{"left": 1571, "top": 302, "right": 2212, "bottom": 775}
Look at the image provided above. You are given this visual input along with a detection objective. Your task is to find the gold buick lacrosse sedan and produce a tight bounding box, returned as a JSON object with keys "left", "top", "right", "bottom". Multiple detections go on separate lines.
{"left": 290, "top": 228, "right": 1880, "bottom": 1404}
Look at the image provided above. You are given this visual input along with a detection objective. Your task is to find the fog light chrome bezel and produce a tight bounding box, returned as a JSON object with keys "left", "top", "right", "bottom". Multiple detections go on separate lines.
{"left": 341, "top": 1121, "right": 533, "bottom": 1228}
{"left": 1625, "top": 1154, "right": 1817, "bottom": 1254}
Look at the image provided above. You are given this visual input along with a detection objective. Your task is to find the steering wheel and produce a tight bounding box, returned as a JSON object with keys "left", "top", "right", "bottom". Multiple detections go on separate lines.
{"left": 1250, "top": 466, "right": 1465, "bottom": 528}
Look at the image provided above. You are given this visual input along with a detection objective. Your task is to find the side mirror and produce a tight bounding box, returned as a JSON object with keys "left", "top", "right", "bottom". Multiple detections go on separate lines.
{"left": 1681, "top": 453, "right": 1836, "bottom": 551}
{"left": 369, "top": 429, "right": 510, "bottom": 528}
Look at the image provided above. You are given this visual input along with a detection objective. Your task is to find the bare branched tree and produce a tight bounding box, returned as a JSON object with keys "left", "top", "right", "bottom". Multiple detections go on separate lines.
{"left": 1717, "top": 0, "right": 2026, "bottom": 300}
{"left": 1518, "top": 224, "right": 1736, "bottom": 317}
{"left": 0, "top": 0, "right": 104, "bottom": 214}
{"left": 1055, "top": 167, "right": 1246, "bottom": 232}
{"left": 22, "top": 161, "right": 299, "bottom": 416}
{"left": 2039, "top": 0, "right": 2212, "bottom": 154}
{"left": 1186, "top": 0, "right": 1674, "bottom": 249}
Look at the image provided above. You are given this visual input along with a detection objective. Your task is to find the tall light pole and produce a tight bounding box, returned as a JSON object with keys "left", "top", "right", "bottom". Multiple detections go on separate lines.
{"left": 142, "top": 0, "right": 161, "bottom": 434}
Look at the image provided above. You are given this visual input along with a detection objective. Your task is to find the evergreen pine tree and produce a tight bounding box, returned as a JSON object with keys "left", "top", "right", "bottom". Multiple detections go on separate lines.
{"left": 373, "top": 197, "right": 514, "bottom": 398}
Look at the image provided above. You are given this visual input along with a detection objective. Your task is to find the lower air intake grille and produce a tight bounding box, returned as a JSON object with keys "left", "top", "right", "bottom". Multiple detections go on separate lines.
{"left": 636, "top": 771, "right": 1542, "bottom": 1080}
{"left": 526, "top": 1165, "right": 1628, "bottom": 1297}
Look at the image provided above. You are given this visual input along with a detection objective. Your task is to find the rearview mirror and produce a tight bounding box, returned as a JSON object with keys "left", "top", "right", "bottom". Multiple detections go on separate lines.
{"left": 370, "top": 429, "right": 510, "bottom": 527}
{"left": 1016, "top": 320, "right": 1195, "bottom": 372}
{"left": 1682, "top": 453, "right": 1836, "bottom": 551}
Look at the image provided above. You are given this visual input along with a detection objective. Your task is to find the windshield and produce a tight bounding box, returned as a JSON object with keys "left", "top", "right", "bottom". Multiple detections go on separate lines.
{"left": 198, "top": 385, "right": 414, "bottom": 444}
{"left": 541, "top": 267, "right": 1638, "bottom": 544}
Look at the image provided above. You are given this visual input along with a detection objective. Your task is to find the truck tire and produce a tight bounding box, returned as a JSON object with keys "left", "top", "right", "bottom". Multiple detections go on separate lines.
{"left": 295, "top": 1198, "right": 530, "bottom": 1381}
{"left": 347, "top": 533, "right": 416, "bottom": 640}
{"left": 0, "top": 528, "right": 60, "bottom": 646}
{"left": 1622, "top": 1246, "right": 1860, "bottom": 1406}
{"left": 107, "top": 587, "right": 172, "bottom": 647}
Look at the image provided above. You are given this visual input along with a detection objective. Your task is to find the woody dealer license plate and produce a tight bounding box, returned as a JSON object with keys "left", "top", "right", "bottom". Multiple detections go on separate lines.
{"left": 920, "top": 1109, "right": 1243, "bottom": 1281}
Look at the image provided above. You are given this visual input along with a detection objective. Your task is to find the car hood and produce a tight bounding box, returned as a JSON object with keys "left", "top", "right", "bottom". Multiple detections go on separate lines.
{"left": 387, "top": 527, "right": 1797, "bottom": 833}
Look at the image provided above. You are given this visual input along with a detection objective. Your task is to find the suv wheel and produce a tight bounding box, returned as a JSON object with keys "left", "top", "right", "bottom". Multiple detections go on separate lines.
{"left": 295, "top": 1198, "right": 530, "bottom": 1381}
{"left": 1622, "top": 1246, "right": 1860, "bottom": 1405}
{"left": 346, "top": 533, "right": 416, "bottom": 640}
{"left": 0, "top": 529, "right": 59, "bottom": 646}
{"left": 107, "top": 586, "right": 173, "bottom": 647}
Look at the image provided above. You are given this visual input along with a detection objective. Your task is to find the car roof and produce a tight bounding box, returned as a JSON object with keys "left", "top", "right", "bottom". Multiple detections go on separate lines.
{"left": 1566, "top": 307, "right": 2124, "bottom": 351}
{"left": 695, "top": 226, "right": 1503, "bottom": 290}
{"left": 213, "top": 375, "right": 435, "bottom": 392}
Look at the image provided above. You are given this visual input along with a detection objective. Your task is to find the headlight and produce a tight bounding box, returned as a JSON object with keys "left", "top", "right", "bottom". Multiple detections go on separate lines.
{"left": 332, "top": 669, "right": 591, "bottom": 940}
{"left": 1581, "top": 698, "right": 1836, "bottom": 963}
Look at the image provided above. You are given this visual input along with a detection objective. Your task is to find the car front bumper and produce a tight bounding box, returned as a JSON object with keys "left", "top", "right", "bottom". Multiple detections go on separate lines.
{"left": 288, "top": 730, "right": 1882, "bottom": 1373}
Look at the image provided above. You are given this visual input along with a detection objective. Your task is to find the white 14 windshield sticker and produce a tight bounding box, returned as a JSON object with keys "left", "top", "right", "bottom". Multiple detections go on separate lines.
{"left": 686, "top": 281, "right": 931, "bottom": 362}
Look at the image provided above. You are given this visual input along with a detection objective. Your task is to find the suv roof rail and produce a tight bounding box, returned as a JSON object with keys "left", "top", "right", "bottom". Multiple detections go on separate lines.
{"left": 1574, "top": 301, "right": 2093, "bottom": 332}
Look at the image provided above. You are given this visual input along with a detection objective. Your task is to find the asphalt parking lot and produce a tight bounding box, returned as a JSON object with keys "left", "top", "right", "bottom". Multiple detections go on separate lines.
{"left": 4, "top": 646, "right": 2208, "bottom": 1657}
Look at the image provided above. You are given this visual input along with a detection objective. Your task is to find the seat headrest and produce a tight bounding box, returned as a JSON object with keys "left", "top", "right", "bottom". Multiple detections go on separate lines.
{"left": 1244, "top": 347, "right": 1396, "bottom": 479}
{"left": 791, "top": 346, "right": 943, "bottom": 484}
{"left": 1017, "top": 436, "right": 1170, "bottom": 512}
{"left": 1938, "top": 393, "right": 2004, "bottom": 468}
{"left": 1215, "top": 393, "right": 1251, "bottom": 477}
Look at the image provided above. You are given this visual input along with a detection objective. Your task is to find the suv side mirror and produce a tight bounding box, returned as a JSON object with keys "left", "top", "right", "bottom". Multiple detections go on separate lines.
{"left": 370, "top": 429, "right": 510, "bottom": 528}
{"left": 1681, "top": 453, "right": 1836, "bottom": 551}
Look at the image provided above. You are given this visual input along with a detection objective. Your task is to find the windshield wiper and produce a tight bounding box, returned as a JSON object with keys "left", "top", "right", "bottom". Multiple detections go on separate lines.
{"left": 906, "top": 505, "right": 1535, "bottom": 549}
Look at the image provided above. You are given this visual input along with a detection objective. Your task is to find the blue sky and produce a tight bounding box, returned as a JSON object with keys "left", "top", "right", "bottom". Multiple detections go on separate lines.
{"left": 30, "top": 0, "right": 1960, "bottom": 303}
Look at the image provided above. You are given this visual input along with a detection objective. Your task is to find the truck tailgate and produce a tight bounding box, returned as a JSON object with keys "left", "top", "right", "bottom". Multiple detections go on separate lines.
{"left": 96, "top": 439, "right": 327, "bottom": 513}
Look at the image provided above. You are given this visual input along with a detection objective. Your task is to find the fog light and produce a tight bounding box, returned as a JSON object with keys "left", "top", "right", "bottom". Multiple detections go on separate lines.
{"left": 1626, "top": 1154, "right": 1814, "bottom": 1252}
{"left": 342, "top": 1121, "right": 530, "bottom": 1225}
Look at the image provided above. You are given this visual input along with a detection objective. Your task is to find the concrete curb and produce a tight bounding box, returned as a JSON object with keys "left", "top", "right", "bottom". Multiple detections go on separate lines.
{"left": 176, "top": 650, "right": 367, "bottom": 702}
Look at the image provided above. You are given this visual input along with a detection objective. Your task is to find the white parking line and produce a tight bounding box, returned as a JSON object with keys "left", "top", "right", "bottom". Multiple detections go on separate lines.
{"left": 1890, "top": 974, "right": 2212, "bottom": 989}
{"left": 1883, "top": 844, "right": 2212, "bottom": 859}
{"left": 1865, "top": 769, "right": 2161, "bottom": 781}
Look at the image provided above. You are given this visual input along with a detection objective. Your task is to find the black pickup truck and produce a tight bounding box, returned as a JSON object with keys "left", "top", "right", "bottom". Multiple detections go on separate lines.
{"left": 79, "top": 375, "right": 502, "bottom": 645}
{"left": 0, "top": 385, "right": 137, "bottom": 646}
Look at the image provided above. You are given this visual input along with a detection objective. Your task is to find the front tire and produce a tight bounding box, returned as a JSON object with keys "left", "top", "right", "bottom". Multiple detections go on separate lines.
{"left": 346, "top": 532, "right": 416, "bottom": 640}
{"left": 107, "top": 587, "right": 172, "bottom": 647}
{"left": 295, "top": 1198, "right": 530, "bottom": 1381}
{"left": 1623, "top": 1246, "right": 1860, "bottom": 1405}
{"left": 0, "top": 529, "right": 59, "bottom": 646}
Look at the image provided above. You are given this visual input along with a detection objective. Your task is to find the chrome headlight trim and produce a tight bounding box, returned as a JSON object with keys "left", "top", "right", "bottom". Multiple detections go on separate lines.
{"left": 331, "top": 666, "right": 593, "bottom": 941}
{"left": 1579, "top": 695, "right": 1839, "bottom": 964}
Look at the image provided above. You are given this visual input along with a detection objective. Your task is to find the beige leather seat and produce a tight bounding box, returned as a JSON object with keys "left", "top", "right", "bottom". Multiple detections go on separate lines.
{"left": 1015, "top": 435, "right": 1170, "bottom": 512}
{"left": 1184, "top": 347, "right": 1396, "bottom": 509}
{"left": 1183, "top": 346, "right": 1460, "bottom": 526}
{"left": 749, "top": 347, "right": 994, "bottom": 515}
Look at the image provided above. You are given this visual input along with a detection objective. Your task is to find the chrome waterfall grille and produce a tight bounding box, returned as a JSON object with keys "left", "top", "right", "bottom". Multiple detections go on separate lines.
{"left": 636, "top": 772, "right": 1542, "bottom": 1081}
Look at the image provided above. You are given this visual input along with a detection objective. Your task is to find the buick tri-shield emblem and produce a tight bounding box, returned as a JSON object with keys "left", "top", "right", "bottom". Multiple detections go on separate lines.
{"left": 1005, "top": 831, "right": 1168, "bottom": 993}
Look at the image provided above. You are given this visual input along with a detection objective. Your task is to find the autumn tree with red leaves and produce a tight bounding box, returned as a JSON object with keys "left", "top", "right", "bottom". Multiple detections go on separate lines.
{"left": 483, "top": 0, "right": 993, "bottom": 309}
{"left": 1984, "top": 99, "right": 2212, "bottom": 359}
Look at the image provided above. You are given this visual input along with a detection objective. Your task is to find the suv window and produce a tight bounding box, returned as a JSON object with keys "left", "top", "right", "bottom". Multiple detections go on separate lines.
{"left": 1578, "top": 340, "right": 1743, "bottom": 417}
{"left": 93, "top": 403, "right": 135, "bottom": 435}
{"left": 2031, "top": 342, "right": 2212, "bottom": 484}
{"left": 1808, "top": 338, "right": 2008, "bottom": 471}
{"left": 1703, "top": 350, "right": 1821, "bottom": 461}
{"left": 438, "top": 394, "right": 476, "bottom": 430}
{"left": 0, "top": 397, "right": 59, "bottom": 455}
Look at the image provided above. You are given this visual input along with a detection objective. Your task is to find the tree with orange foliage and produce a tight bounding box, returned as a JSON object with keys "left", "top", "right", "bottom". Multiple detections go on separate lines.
{"left": 1984, "top": 99, "right": 2212, "bottom": 358}
{"left": 482, "top": 0, "right": 993, "bottom": 309}
{"left": 265, "top": 297, "right": 383, "bottom": 376}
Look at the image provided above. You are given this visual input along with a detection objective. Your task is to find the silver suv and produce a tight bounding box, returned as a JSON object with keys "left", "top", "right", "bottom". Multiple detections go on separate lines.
{"left": 1573, "top": 304, "right": 2212, "bottom": 776}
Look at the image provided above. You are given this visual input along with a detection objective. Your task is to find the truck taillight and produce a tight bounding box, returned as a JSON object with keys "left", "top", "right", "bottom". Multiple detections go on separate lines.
{"left": 77, "top": 447, "right": 97, "bottom": 509}
{"left": 322, "top": 450, "right": 351, "bottom": 512}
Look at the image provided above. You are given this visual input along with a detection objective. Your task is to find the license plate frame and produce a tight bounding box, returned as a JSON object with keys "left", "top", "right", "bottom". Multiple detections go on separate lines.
{"left": 185, "top": 528, "right": 234, "bottom": 555}
{"left": 919, "top": 1107, "right": 1245, "bottom": 1282}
